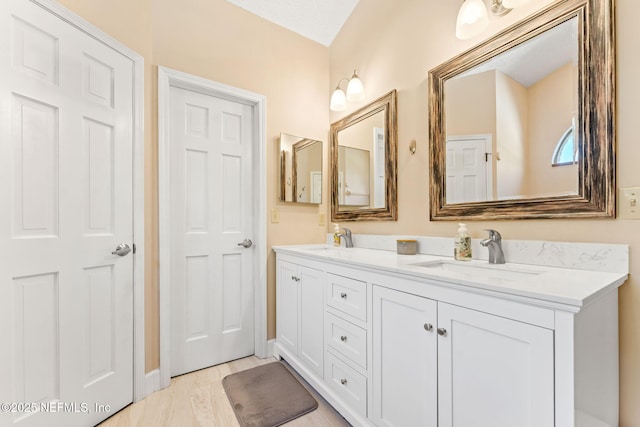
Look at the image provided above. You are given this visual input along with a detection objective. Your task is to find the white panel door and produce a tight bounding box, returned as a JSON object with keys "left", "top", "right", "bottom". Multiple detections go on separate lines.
{"left": 170, "top": 85, "right": 255, "bottom": 376}
{"left": 446, "top": 136, "right": 491, "bottom": 203}
{"left": 0, "top": 1, "right": 135, "bottom": 426}
{"left": 372, "top": 286, "right": 438, "bottom": 427}
{"left": 438, "top": 302, "right": 555, "bottom": 427}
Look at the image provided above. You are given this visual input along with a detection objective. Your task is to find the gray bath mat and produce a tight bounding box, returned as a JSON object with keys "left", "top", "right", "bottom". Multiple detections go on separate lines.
{"left": 222, "top": 361, "right": 318, "bottom": 427}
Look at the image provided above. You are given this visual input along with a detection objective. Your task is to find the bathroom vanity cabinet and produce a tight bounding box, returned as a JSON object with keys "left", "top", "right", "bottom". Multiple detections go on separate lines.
{"left": 273, "top": 246, "right": 625, "bottom": 427}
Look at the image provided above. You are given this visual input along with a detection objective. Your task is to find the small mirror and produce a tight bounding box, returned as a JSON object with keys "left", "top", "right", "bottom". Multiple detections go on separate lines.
{"left": 279, "top": 133, "right": 323, "bottom": 204}
{"left": 331, "top": 90, "right": 397, "bottom": 221}
{"left": 429, "top": 0, "right": 615, "bottom": 220}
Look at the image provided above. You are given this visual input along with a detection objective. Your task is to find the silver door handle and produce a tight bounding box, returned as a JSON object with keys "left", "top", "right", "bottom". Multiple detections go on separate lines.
{"left": 112, "top": 243, "right": 131, "bottom": 257}
{"left": 237, "top": 239, "right": 253, "bottom": 248}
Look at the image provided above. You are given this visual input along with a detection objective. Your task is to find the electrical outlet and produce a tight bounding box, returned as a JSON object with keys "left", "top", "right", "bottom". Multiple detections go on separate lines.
{"left": 318, "top": 213, "right": 326, "bottom": 226}
{"left": 271, "top": 208, "right": 280, "bottom": 223}
{"left": 619, "top": 187, "right": 640, "bottom": 219}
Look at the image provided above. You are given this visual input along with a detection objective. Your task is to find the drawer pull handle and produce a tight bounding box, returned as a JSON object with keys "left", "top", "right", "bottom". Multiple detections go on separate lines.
{"left": 340, "top": 293, "right": 347, "bottom": 299}
{"left": 437, "top": 328, "right": 447, "bottom": 336}
{"left": 340, "top": 378, "right": 348, "bottom": 385}
{"left": 424, "top": 323, "right": 433, "bottom": 332}
{"left": 340, "top": 335, "right": 348, "bottom": 342}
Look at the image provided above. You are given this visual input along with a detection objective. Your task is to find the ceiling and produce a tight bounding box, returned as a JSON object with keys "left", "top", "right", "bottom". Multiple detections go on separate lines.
{"left": 224, "top": 0, "right": 360, "bottom": 47}
{"left": 455, "top": 17, "right": 578, "bottom": 87}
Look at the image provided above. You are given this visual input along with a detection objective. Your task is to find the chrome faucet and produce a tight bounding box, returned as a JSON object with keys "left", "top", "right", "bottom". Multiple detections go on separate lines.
{"left": 480, "top": 229, "right": 505, "bottom": 264}
{"left": 338, "top": 227, "right": 354, "bottom": 248}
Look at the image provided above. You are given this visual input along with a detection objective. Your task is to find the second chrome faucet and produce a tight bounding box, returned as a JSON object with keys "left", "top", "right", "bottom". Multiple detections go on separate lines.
{"left": 338, "top": 227, "right": 354, "bottom": 248}
{"left": 480, "top": 229, "right": 505, "bottom": 264}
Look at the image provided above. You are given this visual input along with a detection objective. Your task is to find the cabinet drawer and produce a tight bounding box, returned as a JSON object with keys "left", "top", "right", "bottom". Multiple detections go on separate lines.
{"left": 325, "top": 351, "right": 367, "bottom": 417}
{"left": 326, "top": 312, "right": 367, "bottom": 370}
{"left": 326, "top": 273, "right": 367, "bottom": 321}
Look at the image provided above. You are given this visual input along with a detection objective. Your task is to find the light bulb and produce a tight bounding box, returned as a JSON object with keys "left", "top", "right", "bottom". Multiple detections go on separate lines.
{"left": 456, "top": 0, "right": 489, "bottom": 40}
{"left": 330, "top": 88, "right": 347, "bottom": 111}
{"left": 346, "top": 71, "right": 365, "bottom": 102}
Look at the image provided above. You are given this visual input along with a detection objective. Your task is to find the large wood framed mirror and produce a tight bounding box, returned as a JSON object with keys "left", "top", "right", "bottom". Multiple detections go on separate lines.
{"left": 331, "top": 90, "right": 398, "bottom": 221}
{"left": 429, "top": 0, "right": 614, "bottom": 220}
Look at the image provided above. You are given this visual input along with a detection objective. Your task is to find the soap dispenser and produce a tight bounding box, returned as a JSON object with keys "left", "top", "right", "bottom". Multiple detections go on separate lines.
{"left": 333, "top": 224, "right": 341, "bottom": 247}
{"left": 454, "top": 223, "right": 472, "bottom": 261}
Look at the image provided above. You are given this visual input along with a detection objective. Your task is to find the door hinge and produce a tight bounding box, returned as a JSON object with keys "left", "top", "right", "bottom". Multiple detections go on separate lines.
{"left": 132, "top": 243, "right": 136, "bottom": 254}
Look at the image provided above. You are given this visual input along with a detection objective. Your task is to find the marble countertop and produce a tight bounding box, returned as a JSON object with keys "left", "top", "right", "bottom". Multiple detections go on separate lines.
{"left": 273, "top": 244, "right": 628, "bottom": 309}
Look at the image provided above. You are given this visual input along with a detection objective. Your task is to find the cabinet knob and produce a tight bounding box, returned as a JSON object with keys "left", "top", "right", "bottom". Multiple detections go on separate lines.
{"left": 340, "top": 292, "right": 347, "bottom": 299}
{"left": 340, "top": 335, "right": 348, "bottom": 342}
{"left": 424, "top": 323, "right": 433, "bottom": 332}
{"left": 437, "top": 328, "right": 447, "bottom": 336}
{"left": 291, "top": 275, "right": 296, "bottom": 281}
{"left": 340, "top": 378, "right": 348, "bottom": 385}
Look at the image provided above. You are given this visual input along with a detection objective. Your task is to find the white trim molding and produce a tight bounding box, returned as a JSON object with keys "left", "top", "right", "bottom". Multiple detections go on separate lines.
{"left": 29, "top": 0, "right": 146, "bottom": 403}
{"left": 157, "top": 66, "right": 268, "bottom": 389}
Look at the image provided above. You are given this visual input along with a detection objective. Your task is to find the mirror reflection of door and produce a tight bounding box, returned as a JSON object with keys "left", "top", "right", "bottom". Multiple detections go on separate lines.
{"left": 339, "top": 146, "right": 370, "bottom": 207}
{"left": 373, "top": 127, "right": 386, "bottom": 208}
{"left": 446, "top": 135, "right": 493, "bottom": 203}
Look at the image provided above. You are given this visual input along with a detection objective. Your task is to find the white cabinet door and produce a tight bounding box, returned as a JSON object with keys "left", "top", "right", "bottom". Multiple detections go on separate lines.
{"left": 277, "top": 260, "right": 324, "bottom": 378}
{"left": 299, "top": 266, "right": 324, "bottom": 377}
{"left": 277, "top": 261, "right": 299, "bottom": 355}
{"left": 437, "top": 302, "right": 554, "bottom": 427}
{"left": 372, "top": 286, "right": 438, "bottom": 427}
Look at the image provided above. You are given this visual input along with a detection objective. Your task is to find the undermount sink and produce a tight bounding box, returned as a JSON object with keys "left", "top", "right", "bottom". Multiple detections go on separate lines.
{"left": 410, "top": 260, "right": 544, "bottom": 281}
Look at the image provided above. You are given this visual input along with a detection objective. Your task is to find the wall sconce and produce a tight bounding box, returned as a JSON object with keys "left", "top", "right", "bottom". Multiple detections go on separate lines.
{"left": 330, "top": 70, "right": 365, "bottom": 111}
{"left": 456, "top": 0, "right": 531, "bottom": 40}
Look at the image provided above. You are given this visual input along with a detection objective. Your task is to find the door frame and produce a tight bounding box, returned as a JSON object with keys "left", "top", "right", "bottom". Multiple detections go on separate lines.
{"left": 157, "top": 66, "right": 268, "bottom": 388}
{"left": 23, "top": 0, "right": 146, "bottom": 402}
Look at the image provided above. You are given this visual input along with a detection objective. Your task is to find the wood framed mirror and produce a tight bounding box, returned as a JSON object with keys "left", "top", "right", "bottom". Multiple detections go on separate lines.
{"left": 429, "top": 0, "right": 614, "bottom": 220}
{"left": 331, "top": 90, "right": 398, "bottom": 221}
{"left": 279, "top": 133, "right": 323, "bottom": 204}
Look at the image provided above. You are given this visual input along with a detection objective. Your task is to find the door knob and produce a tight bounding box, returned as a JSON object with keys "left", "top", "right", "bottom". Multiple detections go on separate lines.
{"left": 437, "top": 328, "right": 447, "bottom": 336}
{"left": 237, "top": 239, "right": 253, "bottom": 248}
{"left": 112, "top": 243, "right": 131, "bottom": 257}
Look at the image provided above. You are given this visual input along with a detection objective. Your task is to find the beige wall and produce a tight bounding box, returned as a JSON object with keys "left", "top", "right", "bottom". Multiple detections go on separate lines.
{"left": 526, "top": 62, "right": 577, "bottom": 196}
{"left": 445, "top": 70, "right": 496, "bottom": 136}
{"left": 495, "top": 71, "right": 528, "bottom": 198}
{"left": 330, "top": 0, "right": 640, "bottom": 424}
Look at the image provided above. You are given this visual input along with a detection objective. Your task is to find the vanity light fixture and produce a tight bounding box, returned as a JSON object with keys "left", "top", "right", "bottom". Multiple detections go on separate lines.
{"left": 330, "top": 70, "right": 365, "bottom": 111}
{"left": 455, "top": 0, "right": 531, "bottom": 40}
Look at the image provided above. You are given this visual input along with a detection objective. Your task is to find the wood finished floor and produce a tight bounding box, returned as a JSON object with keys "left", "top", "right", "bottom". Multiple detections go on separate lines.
{"left": 98, "top": 356, "right": 351, "bottom": 427}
